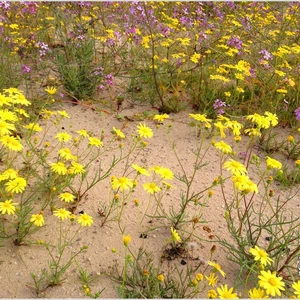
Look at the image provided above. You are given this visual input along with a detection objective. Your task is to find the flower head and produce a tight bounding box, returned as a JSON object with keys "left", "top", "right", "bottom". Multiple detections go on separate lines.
{"left": 208, "top": 260, "right": 226, "bottom": 277}
{"left": 113, "top": 127, "right": 125, "bottom": 139}
{"left": 58, "top": 192, "right": 75, "bottom": 203}
{"left": 0, "top": 199, "right": 17, "bottom": 215}
{"left": 214, "top": 141, "right": 232, "bottom": 154}
{"left": 132, "top": 164, "right": 150, "bottom": 176}
{"left": 258, "top": 270, "right": 285, "bottom": 297}
{"left": 54, "top": 208, "right": 71, "bottom": 220}
{"left": 266, "top": 156, "right": 282, "bottom": 170}
{"left": 0, "top": 121, "right": 16, "bottom": 136}
{"left": 57, "top": 110, "right": 69, "bottom": 118}
{"left": 153, "top": 114, "right": 169, "bottom": 123}
{"left": 50, "top": 162, "right": 68, "bottom": 175}
{"left": 171, "top": 227, "right": 181, "bottom": 243}
{"left": 55, "top": 132, "right": 72, "bottom": 143}
{"left": 249, "top": 287, "right": 268, "bottom": 298}
{"left": 45, "top": 86, "right": 57, "bottom": 95}
{"left": 88, "top": 137, "right": 103, "bottom": 148}
{"left": 1, "top": 135, "right": 23, "bottom": 151}
{"left": 30, "top": 213, "right": 45, "bottom": 227}
{"left": 137, "top": 123, "right": 153, "bottom": 138}
{"left": 69, "top": 161, "right": 85, "bottom": 175}
{"left": 157, "top": 167, "right": 174, "bottom": 180}
{"left": 292, "top": 280, "right": 300, "bottom": 297}
{"left": 122, "top": 234, "right": 131, "bottom": 246}
{"left": 77, "top": 212, "right": 93, "bottom": 227}
{"left": 217, "top": 285, "right": 238, "bottom": 299}
{"left": 111, "top": 177, "right": 133, "bottom": 191}
{"left": 205, "top": 273, "right": 218, "bottom": 286}
{"left": 58, "top": 148, "right": 77, "bottom": 161}
{"left": 23, "top": 123, "right": 42, "bottom": 132}
{"left": 76, "top": 129, "right": 89, "bottom": 138}
{"left": 208, "top": 289, "right": 218, "bottom": 299}
{"left": 143, "top": 182, "right": 161, "bottom": 194}
{"left": 157, "top": 274, "right": 164, "bottom": 282}
{"left": 223, "top": 159, "right": 247, "bottom": 175}
{"left": 5, "top": 177, "right": 26, "bottom": 194}
{"left": 189, "top": 113, "right": 211, "bottom": 123}
{"left": 249, "top": 246, "right": 273, "bottom": 267}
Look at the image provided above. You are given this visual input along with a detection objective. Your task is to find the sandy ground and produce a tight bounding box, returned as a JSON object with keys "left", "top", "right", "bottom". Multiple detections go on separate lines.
{"left": 0, "top": 99, "right": 299, "bottom": 298}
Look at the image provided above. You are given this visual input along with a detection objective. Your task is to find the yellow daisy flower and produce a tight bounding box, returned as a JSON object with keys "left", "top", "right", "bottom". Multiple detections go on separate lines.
{"left": 207, "top": 260, "right": 226, "bottom": 277}
{"left": 171, "top": 227, "right": 181, "bottom": 243}
{"left": 77, "top": 212, "right": 93, "bottom": 227}
{"left": 137, "top": 123, "right": 153, "bottom": 139}
{"left": 266, "top": 156, "right": 282, "bottom": 170}
{"left": 50, "top": 162, "right": 68, "bottom": 175}
{"left": 113, "top": 127, "right": 125, "bottom": 139}
{"left": 132, "top": 164, "right": 150, "bottom": 176}
{"left": 45, "top": 86, "right": 57, "bottom": 95}
{"left": 157, "top": 167, "right": 174, "bottom": 180}
{"left": 217, "top": 284, "right": 238, "bottom": 299}
{"left": 208, "top": 289, "right": 218, "bottom": 299}
{"left": 54, "top": 208, "right": 71, "bottom": 220}
{"left": 76, "top": 129, "right": 89, "bottom": 137}
{"left": 111, "top": 177, "right": 133, "bottom": 191}
{"left": 69, "top": 161, "right": 85, "bottom": 174}
{"left": 5, "top": 177, "right": 26, "bottom": 194}
{"left": 58, "top": 192, "right": 75, "bottom": 203}
{"left": 55, "top": 132, "right": 72, "bottom": 142}
{"left": 143, "top": 182, "right": 161, "bottom": 194}
{"left": 23, "top": 123, "right": 42, "bottom": 132}
{"left": 249, "top": 287, "right": 268, "bottom": 298}
{"left": 258, "top": 270, "right": 285, "bottom": 297}
{"left": 157, "top": 274, "right": 164, "bottom": 282}
{"left": 1, "top": 168, "right": 18, "bottom": 180}
{"left": 1, "top": 135, "right": 23, "bottom": 151}
{"left": 0, "top": 120, "right": 16, "bottom": 136}
{"left": 88, "top": 137, "right": 103, "bottom": 148}
{"left": 0, "top": 199, "right": 17, "bottom": 215}
{"left": 122, "top": 234, "right": 131, "bottom": 247}
{"left": 292, "top": 280, "right": 300, "bottom": 297}
{"left": 223, "top": 159, "right": 247, "bottom": 175}
{"left": 30, "top": 213, "right": 45, "bottom": 227}
{"left": 153, "top": 114, "right": 169, "bottom": 123}
{"left": 189, "top": 113, "right": 211, "bottom": 123}
{"left": 214, "top": 141, "right": 232, "bottom": 154}
{"left": 205, "top": 273, "right": 218, "bottom": 286}
{"left": 249, "top": 245, "right": 273, "bottom": 267}
{"left": 58, "top": 148, "right": 77, "bottom": 160}
{"left": 57, "top": 110, "right": 70, "bottom": 118}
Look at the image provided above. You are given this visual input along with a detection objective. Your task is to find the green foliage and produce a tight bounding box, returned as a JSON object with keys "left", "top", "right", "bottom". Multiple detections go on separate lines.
{"left": 55, "top": 39, "right": 101, "bottom": 100}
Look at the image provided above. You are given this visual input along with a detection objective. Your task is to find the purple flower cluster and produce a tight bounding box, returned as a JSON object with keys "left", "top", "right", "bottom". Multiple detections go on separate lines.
{"left": 258, "top": 49, "right": 273, "bottom": 61}
{"left": 21, "top": 64, "right": 31, "bottom": 75}
{"left": 258, "top": 49, "right": 273, "bottom": 69}
{"left": 36, "top": 41, "right": 49, "bottom": 60}
{"left": 295, "top": 107, "right": 300, "bottom": 121}
{"left": 93, "top": 67, "right": 104, "bottom": 76}
{"left": 105, "top": 74, "right": 114, "bottom": 86}
{"left": 213, "top": 99, "right": 228, "bottom": 115}
{"left": 227, "top": 36, "right": 243, "bottom": 49}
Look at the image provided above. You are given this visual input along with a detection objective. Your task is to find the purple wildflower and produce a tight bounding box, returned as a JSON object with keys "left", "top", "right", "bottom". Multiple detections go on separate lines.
{"left": 21, "top": 64, "right": 31, "bottom": 75}
{"left": 258, "top": 49, "right": 273, "bottom": 61}
{"left": 227, "top": 36, "right": 243, "bottom": 49}
{"left": 295, "top": 107, "right": 300, "bottom": 121}
{"left": 213, "top": 99, "right": 228, "bottom": 115}
{"left": 105, "top": 74, "right": 114, "bottom": 86}
{"left": 94, "top": 67, "right": 104, "bottom": 76}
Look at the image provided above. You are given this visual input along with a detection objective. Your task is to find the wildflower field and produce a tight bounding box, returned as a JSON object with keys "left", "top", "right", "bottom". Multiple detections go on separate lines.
{"left": 0, "top": 1, "right": 300, "bottom": 298}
